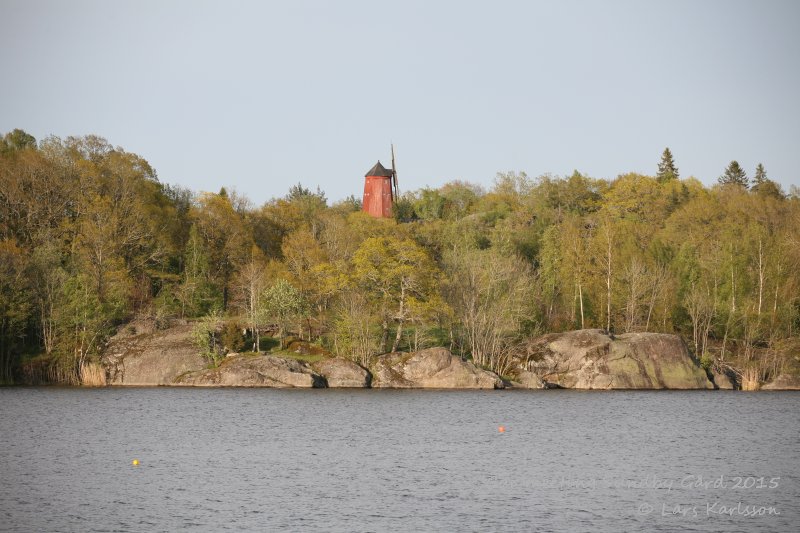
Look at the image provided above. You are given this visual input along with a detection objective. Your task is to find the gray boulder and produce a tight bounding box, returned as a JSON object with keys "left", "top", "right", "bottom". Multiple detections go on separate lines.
{"left": 311, "top": 358, "right": 371, "bottom": 388}
{"left": 371, "top": 347, "right": 503, "bottom": 389}
{"left": 103, "top": 322, "right": 206, "bottom": 386}
{"left": 175, "top": 355, "right": 325, "bottom": 388}
{"left": 711, "top": 368, "right": 738, "bottom": 390}
{"left": 761, "top": 373, "right": 800, "bottom": 390}
{"left": 519, "top": 329, "right": 713, "bottom": 390}
{"left": 508, "top": 369, "right": 546, "bottom": 389}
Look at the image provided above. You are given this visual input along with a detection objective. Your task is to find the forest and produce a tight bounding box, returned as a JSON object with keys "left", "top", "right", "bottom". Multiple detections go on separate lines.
{"left": 1, "top": 129, "right": 798, "bottom": 387}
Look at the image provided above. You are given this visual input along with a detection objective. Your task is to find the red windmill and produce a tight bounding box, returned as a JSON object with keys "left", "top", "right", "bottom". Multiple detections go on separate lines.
{"left": 362, "top": 145, "right": 399, "bottom": 218}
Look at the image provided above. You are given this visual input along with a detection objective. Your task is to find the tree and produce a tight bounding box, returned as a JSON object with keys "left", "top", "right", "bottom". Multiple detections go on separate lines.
{"left": 262, "top": 279, "right": 306, "bottom": 349}
{"left": 56, "top": 267, "right": 119, "bottom": 383}
{"left": 179, "top": 224, "right": 218, "bottom": 316}
{"left": 0, "top": 129, "right": 36, "bottom": 154}
{"left": 331, "top": 291, "right": 380, "bottom": 366}
{"left": 191, "top": 310, "right": 224, "bottom": 365}
{"left": 718, "top": 161, "right": 748, "bottom": 188}
{"left": 597, "top": 217, "right": 616, "bottom": 332}
{"left": 657, "top": 147, "right": 679, "bottom": 182}
{"left": 752, "top": 163, "right": 767, "bottom": 187}
{"left": 560, "top": 216, "right": 593, "bottom": 329}
{"left": 285, "top": 182, "right": 328, "bottom": 235}
{"left": 413, "top": 187, "right": 447, "bottom": 220}
{"left": 0, "top": 239, "right": 32, "bottom": 382}
{"left": 232, "top": 245, "right": 268, "bottom": 351}
{"left": 351, "top": 236, "right": 441, "bottom": 353}
{"left": 281, "top": 228, "right": 329, "bottom": 339}
{"left": 442, "top": 248, "right": 538, "bottom": 374}
{"left": 30, "top": 243, "right": 67, "bottom": 355}
{"left": 750, "top": 163, "right": 783, "bottom": 198}
{"left": 193, "top": 191, "right": 252, "bottom": 309}
{"left": 439, "top": 180, "right": 482, "bottom": 219}
{"left": 537, "top": 171, "right": 602, "bottom": 217}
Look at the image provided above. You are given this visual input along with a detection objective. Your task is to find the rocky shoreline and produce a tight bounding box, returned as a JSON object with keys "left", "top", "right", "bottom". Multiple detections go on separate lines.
{"left": 100, "top": 324, "right": 799, "bottom": 391}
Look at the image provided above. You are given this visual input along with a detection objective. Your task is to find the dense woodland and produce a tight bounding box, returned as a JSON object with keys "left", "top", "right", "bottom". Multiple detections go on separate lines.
{"left": 1, "top": 129, "right": 799, "bottom": 387}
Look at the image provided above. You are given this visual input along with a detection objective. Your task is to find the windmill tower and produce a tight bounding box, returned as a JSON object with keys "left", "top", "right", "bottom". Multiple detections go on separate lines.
{"left": 362, "top": 145, "right": 399, "bottom": 218}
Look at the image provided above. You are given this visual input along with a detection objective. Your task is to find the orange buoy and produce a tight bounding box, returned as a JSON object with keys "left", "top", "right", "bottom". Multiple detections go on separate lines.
{"left": 498, "top": 426, "right": 506, "bottom": 433}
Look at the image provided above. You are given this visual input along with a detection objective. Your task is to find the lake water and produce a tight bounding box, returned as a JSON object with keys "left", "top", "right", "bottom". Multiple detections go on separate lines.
{"left": 1, "top": 388, "right": 798, "bottom": 532}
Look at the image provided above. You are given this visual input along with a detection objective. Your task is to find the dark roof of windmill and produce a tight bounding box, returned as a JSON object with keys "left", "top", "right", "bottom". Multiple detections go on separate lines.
{"left": 365, "top": 161, "right": 393, "bottom": 177}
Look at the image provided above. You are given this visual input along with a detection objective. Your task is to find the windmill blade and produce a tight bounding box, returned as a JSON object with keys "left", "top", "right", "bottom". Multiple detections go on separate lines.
{"left": 391, "top": 143, "right": 399, "bottom": 198}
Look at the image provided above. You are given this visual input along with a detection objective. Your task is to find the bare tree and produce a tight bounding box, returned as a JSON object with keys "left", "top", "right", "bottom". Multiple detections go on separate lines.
{"left": 443, "top": 248, "right": 538, "bottom": 373}
{"left": 332, "top": 291, "right": 380, "bottom": 367}
{"left": 622, "top": 257, "right": 649, "bottom": 332}
{"left": 685, "top": 281, "right": 716, "bottom": 357}
{"left": 232, "top": 247, "right": 268, "bottom": 351}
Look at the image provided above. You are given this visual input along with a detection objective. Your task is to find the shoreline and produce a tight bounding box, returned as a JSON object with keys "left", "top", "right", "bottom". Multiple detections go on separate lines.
{"left": 4, "top": 383, "right": 799, "bottom": 392}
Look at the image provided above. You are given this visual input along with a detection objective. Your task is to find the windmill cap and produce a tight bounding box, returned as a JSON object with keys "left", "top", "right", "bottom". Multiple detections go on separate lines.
{"left": 365, "top": 161, "right": 393, "bottom": 177}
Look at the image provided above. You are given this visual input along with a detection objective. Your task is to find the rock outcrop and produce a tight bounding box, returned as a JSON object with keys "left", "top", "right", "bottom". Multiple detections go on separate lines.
{"left": 175, "top": 355, "right": 325, "bottom": 388}
{"left": 370, "top": 348, "right": 503, "bottom": 389}
{"left": 102, "top": 321, "right": 718, "bottom": 390}
{"left": 711, "top": 368, "right": 737, "bottom": 390}
{"left": 761, "top": 373, "right": 800, "bottom": 391}
{"left": 507, "top": 369, "right": 546, "bottom": 389}
{"left": 311, "top": 358, "right": 371, "bottom": 388}
{"left": 103, "top": 321, "right": 206, "bottom": 386}
{"left": 517, "top": 329, "right": 713, "bottom": 390}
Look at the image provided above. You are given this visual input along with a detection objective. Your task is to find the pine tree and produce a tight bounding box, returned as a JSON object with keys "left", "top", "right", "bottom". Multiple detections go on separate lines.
{"left": 718, "top": 160, "right": 748, "bottom": 188}
{"left": 751, "top": 163, "right": 782, "bottom": 197}
{"left": 656, "top": 147, "right": 679, "bottom": 182}
{"left": 752, "top": 163, "right": 767, "bottom": 188}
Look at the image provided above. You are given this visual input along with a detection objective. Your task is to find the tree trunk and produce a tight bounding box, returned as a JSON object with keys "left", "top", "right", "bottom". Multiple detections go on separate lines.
{"left": 730, "top": 257, "right": 736, "bottom": 314}
{"left": 380, "top": 321, "right": 388, "bottom": 353}
{"left": 392, "top": 320, "right": 404, "bottom": 352}
{"left": 392, "top": 284, "right": 406, "bottom": 352}
{"left": 757, "top": 236, "right": 764, "bottom": 316}
{"left": 606, "top": 254, "right": 612, "bottom": 332}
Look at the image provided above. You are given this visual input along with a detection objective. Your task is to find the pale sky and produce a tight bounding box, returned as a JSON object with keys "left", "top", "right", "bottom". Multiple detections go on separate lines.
{"left": 2, "top": 0, "right": 798, "bottom": 203}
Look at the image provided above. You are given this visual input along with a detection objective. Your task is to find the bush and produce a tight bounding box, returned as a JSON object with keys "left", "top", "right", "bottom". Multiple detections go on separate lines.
{"left": 221, "top": 321, "right": 246, "bottom": 353}
{"left": 191, "top": 310, "right": 223, "bottom": 366}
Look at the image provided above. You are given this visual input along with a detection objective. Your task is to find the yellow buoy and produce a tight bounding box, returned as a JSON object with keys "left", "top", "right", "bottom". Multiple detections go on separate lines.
{"left": 132, "top": 459, "right": 140, "bottom": 466}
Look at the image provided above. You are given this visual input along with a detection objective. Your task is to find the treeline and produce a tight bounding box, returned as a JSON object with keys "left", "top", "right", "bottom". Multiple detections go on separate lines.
{"left": 1, "top": 130, "right": 798, "bottom": 385}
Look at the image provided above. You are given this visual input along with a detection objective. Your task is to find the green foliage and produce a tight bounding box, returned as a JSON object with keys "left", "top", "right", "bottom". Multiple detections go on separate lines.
{"left": 414, "top": 188, "right": 447, "bottom": 220}
{"left": 180, "top": 224, "right": 221, "bottom": 316}
{"left": 262, "top": 279, "right": 307, "bottom": 348}
{"left": 657, "top": 147, "right": 679, "bottom": 182}
{"left": 0, "top": 129, "right": 37, "bottom": 154}
{"left": 332, "top": 194, "right": 362, "bottom": 214}
{"left": 0, "top": 239, "right": 33, "bottom": 381}
{"left": 287, "top": 182, "right": 326, "bottom": 204}
{"left": 191, "top": 310, "right": 224, "bottom": 365}
{"left": 331, "top": 292, "right": 381, "bottom": 366}
{"left": 2, "top": 126, "right": 799, "bottom": 385}
{"left": 151, "top": 286, "right": 181, "bottom": 328}
{"left": 351, "top": 235, "right": 443, "bottom": 353}
{"left": 438, "top": 180, "right": 481, "bottom": 219}
{"left": 220, "top": 320, "right": 246, "bottom": 353}
{"left": 750, "top": 164, "right": 784, "bottom": 198}
{"left": 392, "top": 194, "right": 417, "bottom": 222}
{"left": 752, "top": 163, "right": 767, "bottom": 187}
{"left": 718, "top": 160, "right": 749, "bottom": 188}
{"left": 537, "top": 171, "right": 602, "bottom": 215}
